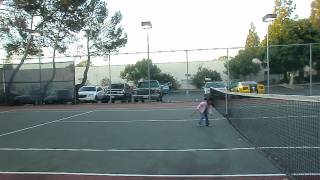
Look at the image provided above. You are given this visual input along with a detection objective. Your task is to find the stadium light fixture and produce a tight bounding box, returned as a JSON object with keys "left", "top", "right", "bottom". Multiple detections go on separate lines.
{"left": 263, "top": 14, "right": 277, "bottom": 22}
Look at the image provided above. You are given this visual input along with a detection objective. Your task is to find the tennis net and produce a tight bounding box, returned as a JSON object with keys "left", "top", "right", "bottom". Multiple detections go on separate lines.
{"left": 210, "top": 89, "right": 320, "bottom": 180}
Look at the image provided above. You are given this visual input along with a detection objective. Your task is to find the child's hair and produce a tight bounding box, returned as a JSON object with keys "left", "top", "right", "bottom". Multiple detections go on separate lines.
{"left": 207, "top": 97, "right": 214, "bottom": 105}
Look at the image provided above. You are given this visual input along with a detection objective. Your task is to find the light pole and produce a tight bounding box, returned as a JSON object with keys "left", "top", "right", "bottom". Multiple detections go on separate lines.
{"left": 263, "top": 13, "right": 277, "bottom": 94}
{"left": 141, "top": 21, "right": 152, "bottom": 101}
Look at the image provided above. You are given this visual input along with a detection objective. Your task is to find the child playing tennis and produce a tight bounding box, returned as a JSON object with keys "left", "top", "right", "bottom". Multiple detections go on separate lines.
{"left": 196, "top": 97, "right": 214, "bottom": 127}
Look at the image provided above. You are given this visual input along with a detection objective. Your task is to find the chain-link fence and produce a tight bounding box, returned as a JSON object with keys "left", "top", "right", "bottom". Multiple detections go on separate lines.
{"left": 0, "top": 61, "right": 75, "bottom": 105}
{"left": 1, "top": 43, "right": 319, "bottom": 104}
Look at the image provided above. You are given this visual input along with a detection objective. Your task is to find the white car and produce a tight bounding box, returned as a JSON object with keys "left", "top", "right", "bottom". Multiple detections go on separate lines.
{"left": 203, "top": 81, "right": 227, "bottom": 95}
{"left": 78, "top": 86, "right": 104, "bottom": 102}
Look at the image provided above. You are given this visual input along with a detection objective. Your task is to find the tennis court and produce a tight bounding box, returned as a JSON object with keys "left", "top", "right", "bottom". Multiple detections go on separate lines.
{"left": 0, "top": 102, "right": 286, "bottom": 180}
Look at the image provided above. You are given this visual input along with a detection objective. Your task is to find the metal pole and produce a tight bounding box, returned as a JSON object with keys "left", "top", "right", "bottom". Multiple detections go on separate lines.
{"left": 227, "top": 48, "right": 230, "bottom": 81}
{"left": 186, "top": 50, "right": 189, "bottom": 95}
{"left": 108, "top": 51, "right": 112, "bottom": 103}
{"left": 266, "top": 25, "right": 270, "bottom": 94}
{"left": 225, "top": 93, "right": 228, "bottom": 116}
{"left": 2, "top": 58, "right": 5, "bottom": 103}
{"left": 38, "top": 50, "right": 42, "bottom": 103}
{"left": 309, "top": 44, "right": 313, "bottom": 96}
{"left": 147, "top": 32, "right": 151, "bottom": 101}
{"left": 73, "top": 61, "right": 76, "bottom": 105}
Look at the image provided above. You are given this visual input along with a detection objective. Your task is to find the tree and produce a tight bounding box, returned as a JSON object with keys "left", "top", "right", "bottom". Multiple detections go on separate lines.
{"left": 120, "top": 59, "right": 161, "bottom": 84}
{"left": 154, "top": 73, "right": 180, "bottom": 90}
{"left": 120, "top": 59, "right": 180, "bottom": 89}
{"left": 311, "top": 0, "right": 320, "bottom": 29}
{"left": 41, "top": 0, "right": 88, "bottom": 96}
{"left": 245, "top": 23, "right": 260, "bottom": 48}
{"left": 79, "top": 0, "right": 127, "bottom": 88}
{"left": 267, "top": 19, "right": 319, "bottom": 82}
{"left": 225, "top": 47, "right": 263, "bottom": 80}
{"left": 226, "top": 23, "right": 262, "bottom": 80}
{"left": 100, "top": 77, "right": 110, "bottom": 87}
{"left": 191, "top": 66, "right": 222, "bottom": 89}
{"left": 260, "top": 0, "right": 317, "bottom": 82}
{"left": 264, "top": 0, "right": 296, "bottom": 47}
{"left": 0, "top": 0, "right": 87, "bottom": 99}
{"left": 76, "top": 59, "right": 93, "bottom": 67}
{"left": 0, "top": 0, "right": 47, "bottom": 96}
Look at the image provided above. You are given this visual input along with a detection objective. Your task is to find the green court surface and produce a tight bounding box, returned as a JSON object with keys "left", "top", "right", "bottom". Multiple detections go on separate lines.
{"left": 0, "top": 107, "right": 282, "bottom": 177}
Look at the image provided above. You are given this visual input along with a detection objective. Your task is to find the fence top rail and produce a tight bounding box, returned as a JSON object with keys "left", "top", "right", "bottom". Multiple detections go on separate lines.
{"left": 1, "top": 42, "right": 320, "bottom": 61}
{"left": 0, "top": 61, "right": 74, "bottom": 66}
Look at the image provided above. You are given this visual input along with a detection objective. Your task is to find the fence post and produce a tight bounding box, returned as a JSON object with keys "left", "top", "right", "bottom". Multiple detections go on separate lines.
{"left": 227, "top": 48, "right": 230, "bottom": 81}
{"left": 185, "top": 50, "right": 190, "bottom": 95}
{"left": 309, "top": 44, "right": 313, "bottom": 96}
{"left": 38, "top": 51, "right": 42, "bottom": 103}
{"left": 2, "top": 58, "right": 6, "bottom": 104}
{"left": 225, "top": 93, "right": 228, "bottom": 116}
{"left": 108, "top": 51, "right": 112, "bottom": 104}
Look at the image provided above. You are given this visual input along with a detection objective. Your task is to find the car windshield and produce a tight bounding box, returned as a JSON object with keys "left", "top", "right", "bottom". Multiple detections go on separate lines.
{"left": 79, "top": 87, "right": 96, "bottom": 92}
{"left": 138, "top": 81, "right": 159, "bottom": 88}
{"left": 241, "top": 81, "right": 258, "bottom": 86}
{"left": 111, "top": 84, "right": 124, "bottom": 89}
{"left": 205, "top": 82, "right": 225, "bottom": 88}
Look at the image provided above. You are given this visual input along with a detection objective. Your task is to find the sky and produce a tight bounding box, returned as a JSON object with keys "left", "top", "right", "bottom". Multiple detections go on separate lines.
{"left": 0, "top": 0, "right": 314, "bottom": 65}
{"left": 107, "top": 0, "right": 313, "bottom": 53}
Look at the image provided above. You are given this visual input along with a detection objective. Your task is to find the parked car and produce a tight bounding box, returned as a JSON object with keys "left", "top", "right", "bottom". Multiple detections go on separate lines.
{"left": 203, "top": 81, "right": 226, "bottom": 96}
{"left": 44, "top": 89, "right": 74, "bottom": 104}
{"left": 160, "top": 83, "right": 170, "bottom": 94}
{"left": 78, "top": 86, "right": 104, "bottom": 102}
{"left": 13, "top": 90, "right": 42, "bottom": 105}
{"left": 104, "top": 83, "right": 133, "bottom": 103}
{"left": 133, "top": 80, "right": 163, "bottom": 102}
{"left": 230, "top": 81, "right": 265, "bottom": 94}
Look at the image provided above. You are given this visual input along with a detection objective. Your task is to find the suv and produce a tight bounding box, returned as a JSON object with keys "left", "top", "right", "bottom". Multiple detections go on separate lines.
{"left": 104, "top": 83, "right": 133, "bottom": 103}
{"left": 133, "top": 80, "right": 163, "bottom": 102}
{"left": 203, "top": 81, "right": 226, "bottom": 96}
{"left": 78, "top": 86, "right": 104, "bottom": 102}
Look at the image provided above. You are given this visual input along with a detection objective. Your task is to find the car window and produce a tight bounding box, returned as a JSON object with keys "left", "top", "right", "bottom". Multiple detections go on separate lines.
{"left": 111, "top": 84, "right": 124, "bottom": 89}
{"left": 138, "top": 81, "right": 160, "bottom": 88}
{"left": 79, "top": 87, "right": 96, "bottom": 91}
{"left": 205, "top": 82, "right": 225, "bottom": 88}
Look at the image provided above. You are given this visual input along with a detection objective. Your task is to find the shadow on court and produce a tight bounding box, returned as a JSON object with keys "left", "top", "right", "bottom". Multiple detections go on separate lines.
{"left": 0, "top": 105, "right": 285, "bottom": 179}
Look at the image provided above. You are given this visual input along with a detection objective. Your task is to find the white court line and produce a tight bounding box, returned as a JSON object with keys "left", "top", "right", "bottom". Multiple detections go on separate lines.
{"left": 59, "top": 118, "right": 225, "bottom": 123}
{"left": 229, "top": 115, "right": 318, "bottom": 120}
{"left": 14, "top": 107, "right": 195, "bottom": 113}
{"left": 0, "top": 109, "right": 17, "bottom": 114}
{"left": 94, "top": 107, "right": 194, "bottom": 112}
{"left": 0, "top": 147, "right": 256, "bottom": 152}
{"left": 0, "top": 171, "right": 289, "bottom": 177}
{"left": 0, "top": 110, "right": 95, "bottom": 138}
{"left": 0, "top": 146, "right": 319, "bottom": 152}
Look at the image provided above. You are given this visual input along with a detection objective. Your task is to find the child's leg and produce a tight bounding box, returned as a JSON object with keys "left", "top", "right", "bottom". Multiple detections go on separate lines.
{"left": 199, "top": 113, "right": 204, "bottom": 125}
{"left": 204, "top": 113, "right": 209, "bottom": 126}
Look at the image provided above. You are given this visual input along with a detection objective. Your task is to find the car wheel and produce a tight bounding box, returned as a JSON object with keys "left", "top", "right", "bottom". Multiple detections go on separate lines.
{"left": 127, "top": 98, "right": 132, "bottom": 103}
{"left": 141, "top": 99, "right": 145, "bottom": 103}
